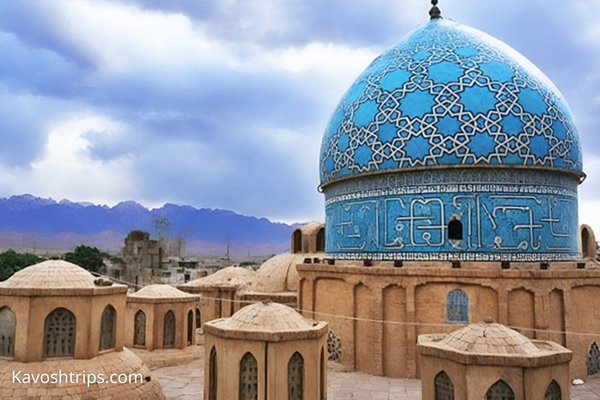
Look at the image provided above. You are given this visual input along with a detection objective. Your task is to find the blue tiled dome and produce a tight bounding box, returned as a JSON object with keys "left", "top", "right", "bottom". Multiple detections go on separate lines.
{"left": 320, "top": 18, "right": 583, "bottom": 186}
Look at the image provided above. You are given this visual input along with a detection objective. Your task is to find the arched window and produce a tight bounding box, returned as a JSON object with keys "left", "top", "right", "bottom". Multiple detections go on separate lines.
{"left": 187, "top": 310, "right": 193, "bottom": 345}
{"left": 99, "top": 305, "right": 116, "bottom": 351}
{"left": 544, "top": 380, "right": 561, "bottom": 400}
{"left": 239, "top": 352, "right": 258, "bottom": 400}
{"left": 134, "top": 310, "right": 146, "bottom": 346}
{"left": 589, "top": 341, "right": 600, "bottom": 375}
{"left": 44, "top": 308, "right": 76, "bottom": 358}
{"left": 288, "top": 352, "right": 304, "bottom": 400}
{"left": 486, "top": 380, "right": 514, "bottom": 400}
{"left": 196, "top": 308, "right": 201, "bottom": 329}
{"left": 209, "top": 346, "right": 218, "bottom": 400}
{"left": 163, "top": 310, "right": 176, "bottom": 348}
{"left": 316, "top": 228, "right": 325, "bottom": 252}
{"left": 434, "top": 371, "right": 454, "bottom": 400}
{"left": 0, "top": 306, "right": 16, "bottom": 357}
{"left": 292, "top": 230, "right": 302, "bottom": 253}
{"left": 582, "top": 227, "right": 590, "bottom": 257}
{"left": 448, "top": 219, "right": 463, "bottom": 240}
{"left": 446, "top": 289, "right": 468, "bottom": 323}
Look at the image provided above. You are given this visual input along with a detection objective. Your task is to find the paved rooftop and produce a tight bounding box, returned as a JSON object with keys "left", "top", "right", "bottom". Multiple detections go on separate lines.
{"left": 151, "top": 346, "right": 600, "bottom": 400}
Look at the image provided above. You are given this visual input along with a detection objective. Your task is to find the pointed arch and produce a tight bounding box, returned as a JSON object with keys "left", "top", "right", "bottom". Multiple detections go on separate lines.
{"left": 292, "top": 229, "right": 302, "bottom": 253}
{"left": 209, "top": 346, "right": 218, "bottom": 400}
{"left": 99, "top": 304, "right": 116, "bottom": 351}
{"left": 288, "top": 351, "right": 304, "bottom": 400}
{"left": 0, "top": 306, "right": 16, "bottom": 357}
{"left": 163, "top": 310, "right": 175, "bottom": 348}
{"left": 239, "top": 352, "right": 258, "bottom": 400}
{"left": 544, "top": 380, "right": 561, "bottom": 400}
{"left": 134, "top": 310, "right": 146, "bottom": 346}
{"left": 44, "top": 307, "right": 76, "bottom": 358}
{"left": 486, "top": 380, "right": 514, "bottom": 400}
{"left": 316, "top": 228, "right": 325, "bottom": 252}
{"left": 196, "top": 307, "right": 201, "bottom": 328}
{"left": 589, "top": 341, "right": 600, "bottom": 375}
{"left": 434, "top": 371, "right": 454, "bottom": 400}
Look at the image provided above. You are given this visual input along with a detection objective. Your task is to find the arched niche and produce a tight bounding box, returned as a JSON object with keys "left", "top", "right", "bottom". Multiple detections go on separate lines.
{"left": 134, "top": 310, "right": 146, "bottom": 346}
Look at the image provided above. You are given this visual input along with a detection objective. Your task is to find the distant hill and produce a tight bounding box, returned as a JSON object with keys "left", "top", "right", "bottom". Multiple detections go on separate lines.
{"left": 0, "top": 195, "right": 298, "bottom": 256}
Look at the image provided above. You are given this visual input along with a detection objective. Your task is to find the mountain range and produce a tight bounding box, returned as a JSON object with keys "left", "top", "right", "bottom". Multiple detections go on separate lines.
{"left": 0, "top": 195, "right": 298, "bottom": 256}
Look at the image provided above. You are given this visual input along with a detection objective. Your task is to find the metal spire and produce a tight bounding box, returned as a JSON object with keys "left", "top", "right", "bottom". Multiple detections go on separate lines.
{"left": 429, "top": 0, "right": 442, "bottom": 19}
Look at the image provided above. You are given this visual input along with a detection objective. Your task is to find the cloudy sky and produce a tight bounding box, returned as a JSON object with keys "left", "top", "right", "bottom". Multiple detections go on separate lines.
{"left": 1, "top": 0, "right": 599, "bottom": 232}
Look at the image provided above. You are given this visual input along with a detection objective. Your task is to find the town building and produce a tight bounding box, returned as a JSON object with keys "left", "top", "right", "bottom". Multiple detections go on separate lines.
{"left": 0, "top": 260, "right": 164, "bottom": 399}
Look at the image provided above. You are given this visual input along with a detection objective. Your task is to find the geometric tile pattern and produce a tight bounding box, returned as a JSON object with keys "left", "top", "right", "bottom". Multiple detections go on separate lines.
{"left": 320, "top": 19, "right": 583, "bottom": 185}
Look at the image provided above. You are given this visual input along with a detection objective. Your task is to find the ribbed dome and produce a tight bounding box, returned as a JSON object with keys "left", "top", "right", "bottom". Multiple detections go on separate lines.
{"left": 203, "top": 301, "right": 328, "bottom": 341}
{"left": 320, "top": 18, "right": 583, "bottom": 186}
{"left": 0, "top": 260, "right": 98, "bottom": 289}
{"left": 129, "top": 284, "right": 197, "bottom": 299}
{"left": 439, "top": 321, "right": 539, "bottom": 355}
{"left": 253, "top": 253, "right": 308, "bottom": 293}
{"left": 183, "top": 266, "right": 256, "bottom": 288}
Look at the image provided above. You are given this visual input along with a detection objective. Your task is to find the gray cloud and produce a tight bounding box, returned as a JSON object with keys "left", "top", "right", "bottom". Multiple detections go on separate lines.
{"left": 0, "top": 0, "right": 598, "bottom": 223}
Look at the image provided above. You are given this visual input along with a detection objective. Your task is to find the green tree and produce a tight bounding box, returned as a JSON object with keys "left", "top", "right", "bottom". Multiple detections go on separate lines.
{"left": 0, "top": 249, "right": 45, "bottom": 281}
{"left": 63, "top": 245, "right": 106, "bottom": 273}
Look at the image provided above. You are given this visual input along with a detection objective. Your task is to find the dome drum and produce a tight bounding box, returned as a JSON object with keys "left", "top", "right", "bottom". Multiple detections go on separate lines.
{"left": 325, "top": 168, "right": 579, "bottom": 261}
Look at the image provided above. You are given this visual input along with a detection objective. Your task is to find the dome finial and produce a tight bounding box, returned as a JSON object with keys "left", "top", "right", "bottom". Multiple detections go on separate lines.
{"left": 429, "top": 0, "right": 442, "bottom": 19}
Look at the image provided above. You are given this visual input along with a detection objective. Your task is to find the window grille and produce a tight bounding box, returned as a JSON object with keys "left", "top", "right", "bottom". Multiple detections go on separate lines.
{"left": 544, "top": 380, "right": 561, "bottom": 400}
{"left": 446, "top": 289, "right": 468, "bottom": 323}
{"left": 486, "top": 380, "right": 515, "bottom": 400}
{"left": 239, "top": 352, "right": 258, "bottom": 400}
{"left": 327, "top": 328, "right": 343, "bottom": 362}
{"left": 134, "top": 310, "right": 146, "bottom": 346}
{"left": 99, "top": 305, "right": 116, "bottom": 351}
{"left": 0, "top": 307, "right": 15, "bottom": 357}
{"left": 434, "top": 371, "right": 454, "bottom": 400}
{"left": 44, "top": 308, "right": 76, "bottom": 358}
{"left": 288, "top": 352, "right": 304, "bottom": 400}
{"left": 163, "top": 310, "right": 176, "bottom": 348}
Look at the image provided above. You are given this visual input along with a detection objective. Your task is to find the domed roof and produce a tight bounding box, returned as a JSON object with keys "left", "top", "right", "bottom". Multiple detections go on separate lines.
{"left": 203, "top": 301, "right": 328, "bottom": 342}
{"left": 417, "top": 318, "right": 572, "bottom": 367}
{"left": 128, "top": 284, "right": 198, "bottom": 301}
{"left": 0, "top": 260, "right": 127, "bottom": 295}
{"left": 295, "top": 221, "right": 324, "bottom": 236}
{"left": 253, "top": 253, "right": 310, "bottom": 293}
{"left": 320, "top": 17, "right": 583, "bottom": 186}
{"left": 439, "top": 321, "right": 539, "bottom": 355}
{"left": 1, "top": 260, "right": 99, "bottom": 289}
{"left": 183, "top": 266, "right": 256, "bottom": 289}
